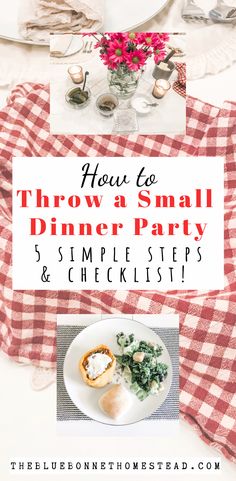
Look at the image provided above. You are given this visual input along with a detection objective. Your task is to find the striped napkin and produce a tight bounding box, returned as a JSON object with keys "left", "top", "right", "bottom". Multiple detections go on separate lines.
{"left": 0, "top": 83, "right": 235, "bottom": 461}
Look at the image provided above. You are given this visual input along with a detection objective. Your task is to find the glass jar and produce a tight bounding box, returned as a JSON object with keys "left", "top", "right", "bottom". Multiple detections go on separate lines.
{"left": 107, "top": 65, "right": 140, "bottom": 99}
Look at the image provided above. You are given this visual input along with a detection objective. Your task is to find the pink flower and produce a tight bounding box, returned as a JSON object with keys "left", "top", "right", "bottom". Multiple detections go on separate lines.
{"left": 100, "top": 53, "right": 117, "bottom": 70}
{"left": 93, "top": 32, "right": 169, "bottom": 71}
{"left": 154, "top": 50, "right": 166, "bottom": 64}
{"left": 137, "top": 33, "right": 158, "bottom": 47}
{"left": 158, "top": 33, "right": 170, "bottom": 42}
{"left": 108, "top": 33, "right": 127, "bottom": 43}
{"left": 125, "top": 50, "right": 146, "bottom": 71}
{"left": 107, "top": 40, "right": 127, "bottom": 65}
{"left": 127, "top": 32, "right": 139, "bottom": 43}
{"left": 95, "top": 36, "right": 109, "bottom": 50}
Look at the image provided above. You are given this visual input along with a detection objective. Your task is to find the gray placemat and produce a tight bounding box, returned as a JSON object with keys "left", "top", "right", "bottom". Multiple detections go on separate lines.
{"left": 57, "top": 325, "right": 179, "bottom": 421}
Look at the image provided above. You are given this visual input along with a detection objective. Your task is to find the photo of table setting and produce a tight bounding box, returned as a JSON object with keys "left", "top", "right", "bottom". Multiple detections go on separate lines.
{"left": 50, "top": 32, "right": 186, "bottom": 135}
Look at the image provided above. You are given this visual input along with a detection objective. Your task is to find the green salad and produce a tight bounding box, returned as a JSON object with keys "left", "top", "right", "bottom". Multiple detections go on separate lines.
{"left": 116, "top": 332, "right": 168, "bottom": 401}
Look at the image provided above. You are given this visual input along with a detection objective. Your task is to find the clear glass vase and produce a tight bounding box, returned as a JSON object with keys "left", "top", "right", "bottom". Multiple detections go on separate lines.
{"left": 107, "top": 65, "right": 140, "bottom": 99}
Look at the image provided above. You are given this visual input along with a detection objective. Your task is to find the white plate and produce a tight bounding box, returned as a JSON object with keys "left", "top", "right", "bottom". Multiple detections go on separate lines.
{"left": 104, "top": 0, "right": 171, "bottom": 31}
{"left": 0, "top": 0, "right": 171, "bottom": 46}
{"left": 63, "top": 318, "right": 173, "bottom": 426}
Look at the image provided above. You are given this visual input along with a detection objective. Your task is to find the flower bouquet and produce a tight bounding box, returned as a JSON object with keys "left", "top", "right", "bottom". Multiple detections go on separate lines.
{"left": 89, "top": 32, "right": 169, "bottom": 98}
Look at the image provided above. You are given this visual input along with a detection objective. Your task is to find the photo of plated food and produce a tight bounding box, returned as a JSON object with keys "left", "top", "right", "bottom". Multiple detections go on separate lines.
{"left": 63, "top": 318, "right": 173, "bottom": 425}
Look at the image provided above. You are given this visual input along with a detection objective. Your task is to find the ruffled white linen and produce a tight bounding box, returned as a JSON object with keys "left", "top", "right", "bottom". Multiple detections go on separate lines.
{"left": 0, "top": 38, "right": 49, "bottom": 87}
{"left": 18, "top": 0, "right": 103, "bottom": 42}
{"left": 187, "top": 23, "right": 236, "bottom": 79}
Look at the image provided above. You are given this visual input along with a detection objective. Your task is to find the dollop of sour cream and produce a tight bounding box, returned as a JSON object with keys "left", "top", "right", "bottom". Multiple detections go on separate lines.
{"left": 86, "top": 353, "right": 112, "bottom": 380}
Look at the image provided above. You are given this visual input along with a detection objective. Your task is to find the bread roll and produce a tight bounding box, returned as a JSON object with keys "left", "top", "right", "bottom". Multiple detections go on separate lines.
{"left": 99, "top": 384, "right": 131, "bottom": 419}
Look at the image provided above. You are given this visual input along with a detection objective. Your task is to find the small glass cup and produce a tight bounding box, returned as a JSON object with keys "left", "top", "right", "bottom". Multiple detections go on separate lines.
{"left": 152, "top": 79, "right": 171, "bottom": 99}
{"left": 96, "top": 93, "right": 119, "bottom": 117}
{"left": 65, "top": 87, "right": 91, "bottom": 109}
{"left": 68, "top": 65, "right": 84, "bottom": 84}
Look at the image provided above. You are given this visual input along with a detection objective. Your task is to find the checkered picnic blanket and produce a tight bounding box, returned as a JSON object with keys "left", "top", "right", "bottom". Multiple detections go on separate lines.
{"left": 0, "top": 83, "right": 236, "bottom": 462}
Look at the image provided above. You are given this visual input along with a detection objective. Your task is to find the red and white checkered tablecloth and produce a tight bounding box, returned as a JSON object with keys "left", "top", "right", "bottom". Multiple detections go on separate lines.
{"left": 173, "top": 62, "right": 186, "bottom": 98}
{"left": 0, "top": 83, "right": 236, "bottom": 462}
